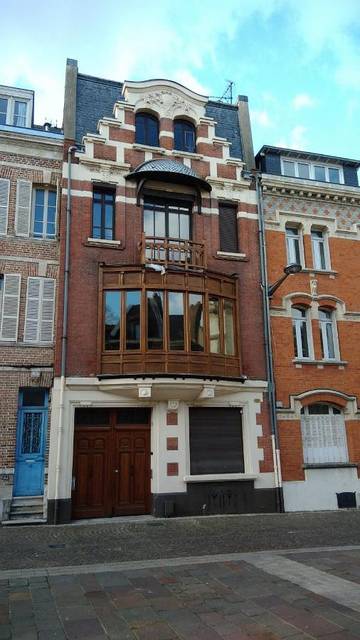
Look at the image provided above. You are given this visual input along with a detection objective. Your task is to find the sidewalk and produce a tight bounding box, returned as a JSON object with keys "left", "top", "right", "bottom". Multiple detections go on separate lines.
{"left": 1, "top": 547, "right": 360, "bottom": 639}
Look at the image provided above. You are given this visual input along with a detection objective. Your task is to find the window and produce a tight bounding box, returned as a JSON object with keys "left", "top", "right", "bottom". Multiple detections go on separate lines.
{"left": 144, "top": 198, "right": 190, "bottom": 241}
{"left": 189, "top": 407, "right": 244, "bottom": 475}
{"left": 301, "top": 404, "right": 348, "bottom": 464}
{"left": 281, "top": 158, "right": 343, "bottom": 184}
{"left": 0, "top": 274, "right": 3, "bottom": 319}
{"left": 32, "top": 188, "right": 57, "bottom": 239}
{"left": 174, "top": 119, "right": 196, "bottom": 153}
{"left": 292, "top": 307, "right": 311, "bottom": 358}
{"left": 311, "top": 228, "right": 329, "bottom": 270}
{"left": 0, "top": 92, "right": 31, "bottom": 127}
{"left": 24, "top": 277, "right": 56, "bottom": 343}
{"left": 319, "top": 309, "right": 337, "bottom": 360}
{"left": 92, "top": 188, "right": 115, "bottom": 240}
{"left": 135, "top": 112, "right": 159, "bottom": 147}
{"left": 219, "top": 203, "right": 238, "bottom": 253}
{"left": 103, "top": 289, "right": 236, "bottom": 356}
{"left": 286, "top": 224, "right": 302, "bottom": 265}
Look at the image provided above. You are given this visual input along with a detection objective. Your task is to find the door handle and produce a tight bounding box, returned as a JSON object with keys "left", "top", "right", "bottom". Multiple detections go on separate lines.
{"left": 114, "top": 469, "right": 119, "bottom": 473}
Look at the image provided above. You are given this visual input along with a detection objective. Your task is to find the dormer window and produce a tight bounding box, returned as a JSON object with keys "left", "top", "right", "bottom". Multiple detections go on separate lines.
{"left": 135, "top": 112, "right": 159, "bottom": 147}
{"left": 174, "top": 119, "right": 196, "bottom": 153}
{"left": 0, "top": 87, "right": 32, "bottom": 127}
{"left": 281, "top": 158, "right": 343, "bottom": 184}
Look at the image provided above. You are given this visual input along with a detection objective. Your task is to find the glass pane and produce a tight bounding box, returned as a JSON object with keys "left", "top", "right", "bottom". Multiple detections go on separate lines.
{"left": 147, "top": 291, "right": 163, "bottom": 349}
{"left": 14, "top": 101, "right": 27, "bottom": 126}
{"left": 35, "top": 189, "right": 45, "bottom": 206}
{"left": 209, "top": 297, "right": 220, "bottom": 353}
{"left": 22, "top": 389, "right": 46, "bottom": 407}
{"left": 143, "top": 208, "right": 154, "bottom": 236}
{"left": 168, "top": 212, "right": 179, "bottom": 238}
{"left": 314, "top": 165, "right": 326, "bottom": 181}
{"left": 126, "top": 291, "right": 141, "bottom": 350}
{"left": 293, "top": 323, "right": 298, "bottom": 357}
{"left": 179, "top": 213, "right": 190, "bottom": 239}
{"left": 286, "top": 226, "right": 299, "bottom": 237}
{"left": 135, "top": 114, "right": 146, "bottom": 144}
{"left": 169, "top": 292, "right": 184, "bottom": 350}
{"left": 104, "top": 291, "right": 120, "bottom": 350}
{"left": 300, "top": 320, "right": 309, "bottom": 357}
{"left": 184, "top": 129, "right": 195, "bottom": 152}
{"left": 308, "top": 404, "right": 330, "bottom": 415}
{"left": 147, "top": 117, "right": 159, "bottom": 147}
{"left": 329, "top": 168, "right": 340, "bottom": 183}
{"left": 75, "top": 408, "right": 111, "bottom": 426}
{"left": 154, "top": 210, "right": 165, "bottom": 237}
{"left": 189, "top": 293, "right": 204, "bottom": 351}
{"left": 326, "top": 322, "right": 335, "bottom": 358}
{"left": 224, "top": 300, "right": 235, "bottom": 355}
{"left": 283, "top": 161, "right": 295, "bottom": 176}
{"left": 292, "top": 307, "right": 305, "bottom": 320}
{"left": 21, "top": 412, "right": 42, "bottom": 453}
{"left": 298, "top": 163, "right": 310, "bottom": 179}
{"left": 105, "top": 204, "right": 114, "bottom": 239}
{"left": 0, "top": 98, "right": 7, "bottom": 124}
{"left": 318, "top": 241, "right": 326, "bottom": 269}
{"left": 92, "top": 202, "right": 101, "bottom": 235}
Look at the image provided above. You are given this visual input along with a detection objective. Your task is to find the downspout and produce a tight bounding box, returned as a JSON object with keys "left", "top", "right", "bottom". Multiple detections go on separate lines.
{"left": 254, "top": 173, "right": 284, "bottom": 512}
{"left": 54, "top": 144, "right": 76, "bottom": 524}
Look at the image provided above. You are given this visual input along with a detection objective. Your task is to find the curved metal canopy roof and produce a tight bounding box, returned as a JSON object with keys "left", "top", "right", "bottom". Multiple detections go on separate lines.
{"left": 126, "top": 158, "right": 211, "bottom": 193}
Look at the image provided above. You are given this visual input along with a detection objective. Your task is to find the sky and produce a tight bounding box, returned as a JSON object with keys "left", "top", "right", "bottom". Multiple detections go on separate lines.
{"left": 1, "top": 0, "right": 360, "bottom": 159}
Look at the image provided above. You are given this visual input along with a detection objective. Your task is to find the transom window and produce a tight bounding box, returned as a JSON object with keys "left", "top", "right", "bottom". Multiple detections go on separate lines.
{"left": 281, "top": 159, "right": 343, "bottom": 184}
{"left": 135, "top": 112, "right": 159, "bottom": 147}
{"left": 292, "top": 306, "right": 311, "bottom": 359}
{"left": 103, "top": 289, "right": 236, "bottom": 355}
{"left": 319, "top": 309, "right": 337, "bottom": 360}
{"left": 311, "top": 228, "right": 330, "bottom": 270}
{"left": 92, "top": 188, "right": 115, "bottom": 240}
{"left": 174, "top": 119, "right": 196, "bottom": 153}
{"left": 32, "top": 188, "right": 57, "bottom": 239}
{"left": 301, "top": 404, "right": 348, "bottom": 464}
{"left": 285, "top": 224, "right": 302, "bottom": 265}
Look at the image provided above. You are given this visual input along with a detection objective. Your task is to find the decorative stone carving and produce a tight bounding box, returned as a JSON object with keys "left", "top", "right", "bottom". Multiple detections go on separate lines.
{"left": 310, "top": 279, "right": 318, "bottom": 298}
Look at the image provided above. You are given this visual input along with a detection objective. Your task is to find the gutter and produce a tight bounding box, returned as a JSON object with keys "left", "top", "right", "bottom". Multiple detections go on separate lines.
{"left": 251, "top": 172, "right": 284, "bottom": 512}
{"left": 53, "top": 144, "right": 76, "bottom": 524}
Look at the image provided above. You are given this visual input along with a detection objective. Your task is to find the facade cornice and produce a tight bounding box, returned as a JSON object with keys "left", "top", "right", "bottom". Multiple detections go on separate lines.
{"left": 261, "top": 173, "right": 360, "bottom": 205}
{"left": 0, "top": 132, "right": 63, "bottom": 155}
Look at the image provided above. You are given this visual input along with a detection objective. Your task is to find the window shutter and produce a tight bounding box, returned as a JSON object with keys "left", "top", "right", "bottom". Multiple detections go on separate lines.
{"left": 24, "top": 277, "right": 41, "bottom": 342}
{"left": 40, "top": 279, "right": 55, "bottom": 342}
{"left": 0, "top": 178, "right": 10, "bottom": 235}
{"left": 301, "top": 415, "right": 348, "bottom": 464}
{"left": 15, "top": 180, "right": 32, "bottom": 236}
{"left": 0, "top": 274, "right": 21, "bottom": 341}
{"left": 219, "top": 204, "right": 238, "bottom": 253}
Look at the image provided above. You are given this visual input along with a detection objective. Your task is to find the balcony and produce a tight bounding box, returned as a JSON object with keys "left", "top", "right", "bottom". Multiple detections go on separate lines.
{"left": 139, "top": 234, "right": 206, "bottom": 270}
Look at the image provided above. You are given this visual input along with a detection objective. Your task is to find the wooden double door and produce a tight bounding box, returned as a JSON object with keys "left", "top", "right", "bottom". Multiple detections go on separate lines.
{"left": 72, "top": 408, "right": 151, "bottom": 519}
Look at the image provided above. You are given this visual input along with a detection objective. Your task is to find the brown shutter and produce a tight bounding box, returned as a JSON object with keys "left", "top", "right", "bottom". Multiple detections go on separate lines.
{"left": 219, "top": 203, "right": 238, "bottom": 253}
{"left": 189, "top": 407, "right": 244, "bottom": 474}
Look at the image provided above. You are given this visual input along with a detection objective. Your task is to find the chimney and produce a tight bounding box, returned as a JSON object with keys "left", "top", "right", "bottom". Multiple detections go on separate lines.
{"left": 237, "top": 95, "right": 255, "bottom": 170}
{"left": 63, "top": 58, "right": 78, "bottom": 141}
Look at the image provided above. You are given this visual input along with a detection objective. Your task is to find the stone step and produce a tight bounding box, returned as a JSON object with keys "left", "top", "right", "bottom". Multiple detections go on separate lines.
{"left": 2, "top": 517, "right": 47, "bottom": 526}
{"left": 10, "top": 507, "right": 44, "bottom": 517}
{"left": 11, "top": 496, "right": 43, "bottom": 507}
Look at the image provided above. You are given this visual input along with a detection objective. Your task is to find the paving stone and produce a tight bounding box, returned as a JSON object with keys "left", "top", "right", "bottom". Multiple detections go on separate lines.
{"left": 0, "top": 626, "right": 11, "bottom": 640}
{"left": 63, "top": 617, "right": 106, "bottom": 639}
{"left": 121, "top": 605, "right": 160, "bottom": 624}
{"left": 134, "top": 621, "right": 179, "bottom": 639}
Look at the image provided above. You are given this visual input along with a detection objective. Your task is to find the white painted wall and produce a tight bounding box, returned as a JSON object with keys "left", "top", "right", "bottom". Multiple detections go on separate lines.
{"left": 283, "top": 467, "right": 360, "bottom": 511}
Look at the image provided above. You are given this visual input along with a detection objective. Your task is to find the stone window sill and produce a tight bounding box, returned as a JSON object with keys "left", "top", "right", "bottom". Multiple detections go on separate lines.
{"left": 216, "top": 251, "right": 247, "bottom": 261}
{"left": 133, "top": 143, "right": 165, "bottom": 154}
{"left": 301, "top": 268, "right": 338, "bottom": 276}
{"left": 303, "top": 463, "right": 357, "bottom": 469}
{"left": 172, "top": 150, "right": 203, "bottom": 160}
{"left": 184, "top": 473, "right": 257, "bottom": 483}
{"left": 85, "top": 238, "right": 122, "bottom": 248}
{"left": 293, "top": 359, "right": 347, "bottom": 366}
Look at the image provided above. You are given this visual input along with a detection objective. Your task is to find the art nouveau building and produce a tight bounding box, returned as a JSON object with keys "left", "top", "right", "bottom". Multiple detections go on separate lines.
{"left": 256, "top": 145, "right": 360, "bottom": 511}
{"left": 47, "top": 59, "right": 278, "bottom": 523}
{"left": 0, "top": 84, "right": 63, "bottom": 522}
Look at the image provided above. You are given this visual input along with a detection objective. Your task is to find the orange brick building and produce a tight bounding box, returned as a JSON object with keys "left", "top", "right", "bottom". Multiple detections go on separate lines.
{"left": 256, "top": 145, "right": 360, "bottom": 511}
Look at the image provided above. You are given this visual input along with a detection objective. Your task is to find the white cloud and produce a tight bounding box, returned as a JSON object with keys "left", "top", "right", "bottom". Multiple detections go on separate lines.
{"left": 292, "top": 94, "right": 315, "bottom": 109}
{"left": 251, "top": 109, "right": 272, "bottom": 127}
{"left": 276, "top": 125, "right": 308, "bottom": 150}
{"left": 173, "top": 71, "right": 210, "bottom": 96}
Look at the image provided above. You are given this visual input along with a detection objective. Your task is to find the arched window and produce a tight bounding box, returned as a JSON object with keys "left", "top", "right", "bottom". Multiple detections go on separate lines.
{"left": 174, "top": 119, "right": 196, "bottom": 153}
{"left": 292, "top": 307, "right": 311, "bottom": 358}
{"left": 301, "top": 403, "right": 348, "bottom": 464}
{"left": 319, "top": 308, "right": 337, "bottom": 360}
{"left": 135, "top": 112, "right": 159, "bottom": 147}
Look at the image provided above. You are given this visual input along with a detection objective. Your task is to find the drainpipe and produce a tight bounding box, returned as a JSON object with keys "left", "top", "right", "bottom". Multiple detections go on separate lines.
{"left": 54, "top": 144, "right": 77, "bottom": 524}
{"left": 249, "top": 172, "right": 284, "bottom": 512}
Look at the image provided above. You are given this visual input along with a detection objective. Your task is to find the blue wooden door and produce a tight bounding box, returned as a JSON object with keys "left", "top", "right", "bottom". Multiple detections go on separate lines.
{"left": 14, "top": 389, "right": 47, "bottom": 496}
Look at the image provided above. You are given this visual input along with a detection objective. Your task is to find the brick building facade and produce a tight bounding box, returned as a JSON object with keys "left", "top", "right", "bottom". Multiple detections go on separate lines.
{"left": 0, "top": 84, "right": 63, "bottom": 521}
{"left": 46, "top": 59, "right": 277, "bottom": 523}
{"left": 256, "top": 146, "right": 360, "bottom": 511}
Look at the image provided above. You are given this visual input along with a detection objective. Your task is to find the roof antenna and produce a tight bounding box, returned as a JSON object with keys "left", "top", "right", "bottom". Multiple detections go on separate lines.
{"left": 210, "top": 80, "right": 235, "bottom": 104}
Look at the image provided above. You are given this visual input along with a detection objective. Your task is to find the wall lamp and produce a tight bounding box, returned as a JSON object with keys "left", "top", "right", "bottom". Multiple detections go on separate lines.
{"left": 268, "top": 263, "right": 302, "bottom": 297}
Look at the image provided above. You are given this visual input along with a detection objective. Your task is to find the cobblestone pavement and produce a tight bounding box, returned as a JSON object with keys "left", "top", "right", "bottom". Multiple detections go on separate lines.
{"left": 2, "top": 548, "right": 360, "bottom": 639}
{"left": 1, "top": 511, "right": 360, "bottom": 571}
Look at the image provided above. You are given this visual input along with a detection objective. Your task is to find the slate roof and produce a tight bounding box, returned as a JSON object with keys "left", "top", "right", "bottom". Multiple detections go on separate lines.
{"left": 75, "top": 74, "right": 243, "bottom": 159}
{"left": 127, "top": 158, "right": 211, "bottom": 192}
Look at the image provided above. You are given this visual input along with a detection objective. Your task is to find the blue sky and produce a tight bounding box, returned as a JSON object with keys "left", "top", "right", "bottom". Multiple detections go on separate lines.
{"left": 1, "top": 0, "right": 360, "bottom": 159}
